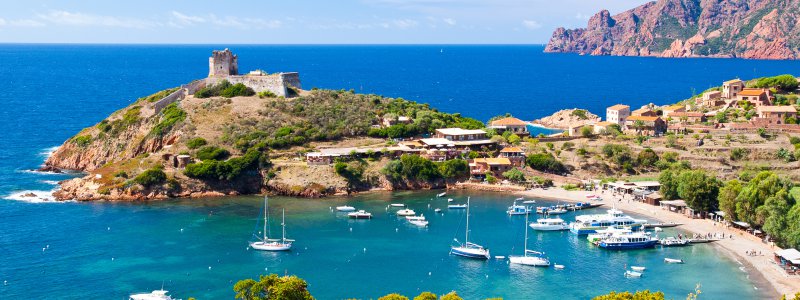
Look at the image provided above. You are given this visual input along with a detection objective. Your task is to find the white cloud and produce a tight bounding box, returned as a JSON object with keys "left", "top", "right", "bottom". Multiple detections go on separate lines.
{"left": 169, "top": 11, "right": 205, "bottom": 27}
{"left": 521, "top": 20, "right": 541, "bottom": 30}
{"left": 209, "top": 15, "right": 282, "bottom": 30}
{"left": 391, "top": 19, "right": 418, "bottom": 29}
{"left": 575, "top": 13, "right": 591, "bottom": 20}
{"left": 37, "top": 11, "right": 159, "bottom": 29}
{"left": 0, "top": 18, "right": 6, "bottom": 26}
{"left": 443, "top": 18, "right": 456, "bottom": 25}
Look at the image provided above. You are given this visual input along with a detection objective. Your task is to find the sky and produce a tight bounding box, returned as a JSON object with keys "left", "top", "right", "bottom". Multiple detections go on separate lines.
{"left": 0, "top": 0, "right": 651, "bottom": 44}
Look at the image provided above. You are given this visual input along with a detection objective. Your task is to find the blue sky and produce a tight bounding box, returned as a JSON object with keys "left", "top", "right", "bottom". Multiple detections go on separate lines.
{"left": 0, "top": 0, "right": 649, "bottom": 44}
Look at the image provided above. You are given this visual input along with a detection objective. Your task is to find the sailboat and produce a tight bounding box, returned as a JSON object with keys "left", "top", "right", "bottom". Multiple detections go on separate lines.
{"left": 250, "top": 196, "right": 294, "bottom": 251}
{"left": 508, "top": 211, "right": 551, "bottom": 267}
{"left": 450, "top": 197, "right": 490, "bottom": 259}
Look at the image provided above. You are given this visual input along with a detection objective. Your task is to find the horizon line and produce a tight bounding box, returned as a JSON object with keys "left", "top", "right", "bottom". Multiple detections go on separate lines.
{"left": 0, "top": 42, "right": 548, "bottom": 46}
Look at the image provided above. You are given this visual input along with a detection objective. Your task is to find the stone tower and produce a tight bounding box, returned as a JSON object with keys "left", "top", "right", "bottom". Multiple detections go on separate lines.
{"left": 208, "top": 48, "right": 238, "bottom": 77}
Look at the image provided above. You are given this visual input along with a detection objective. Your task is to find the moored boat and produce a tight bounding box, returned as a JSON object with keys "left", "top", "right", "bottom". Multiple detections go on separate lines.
{"left": 405, "top": 214, "right": 425, "bottom": 221}
{"left": 450, "top": 197, "right": 490, "bottom": 260}
{"left": 129, "top": 290, "right": 175, "bottom": 300}
{"left": 659, "top": 237, "right": 690, "bottom": 247}
{"left": 509, "top": 210, "right": 550, "bottom": 267}
{"left": 348, "top": 210, "right": 373, "bottom": 219}
{"left": 336, "top": 206, "right": 356, "bottom": 212}
{"left": 597, "top": 231, "right": 658, "bottom": 250}
{"left": 396, "top": 209, "right": 416, "bottom": 216}
{"left": 529, "top": 218, "right": 569, "bottom": 231}
{"left": 624, "top": 270, "right": 643, "bottom": 278}
{"left": 507, "top": 200, "right": 531, "bottom": 215}
{"left": 434, "top": 208, "right": 442, "bottom": 213}
{"left": 569, "top": 209, "right": 646, "bottom": 235}
{"left": 448, "top": 204, "right": 467, "bottom": 209}
{"left": 587, "top": 227, "right": 632, "bottom": 243}
{"left": 409, "top": 219, "right": 429, "bottom": 227}
{"left": 390, "top": 203, "right": 406, "bottom": 207}
{"left": 664, "top": 258, "right": 684, "bottom": 264}
{"left": 554, "top": 264, "right": 565, "bottom": 270}
{"left": 250, "top": 197, "right": 293, "bottom": 251}
{"left": 437, "top": 192, "right": 447, "bottom": 197}
{"left": 630, "top": 266, "right": 646, "bottom": 272}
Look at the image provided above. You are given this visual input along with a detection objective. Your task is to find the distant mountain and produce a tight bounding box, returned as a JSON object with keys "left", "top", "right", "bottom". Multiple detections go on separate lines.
{"left": 544, "top": 0, "right": 800, "bottom": 60}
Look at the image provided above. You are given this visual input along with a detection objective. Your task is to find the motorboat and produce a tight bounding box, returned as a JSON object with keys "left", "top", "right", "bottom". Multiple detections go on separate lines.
{"left": 659, "top": 237, "right": 690, "bottom": 247}
{"left": 448, "top": 204, "right": 467, "bottom": 209}
{"left": 129, "top": 290, "right": 175, "bottom": 300}
{"left": 447, "top": 198, "right": 454, "bottom": 202}
{"left": 554, "top": 264, "right": 565, "bottom": 270}
{"left": 336, "top": 206, "right": 356, "bottom": 212}
{"left": 630, "top": 266, "right": 646, "bottom": 272}
{"left": 587, "top": 227, "right": 632, "bottom": 243}
{"left": 507, "top": 200, "right": 531, "bottom": 215}
{"left": 597, "top": 232, "right": 658, "bottom": 250}
{"left": 529, "top": 218, "right": 569, "bottom": 231}
{"left": 437, "top": 192, "right": 447, "bottom": 197}
{"left": 390, "top": 203, "right": 406, "bottom": 207}
{"left": 396, "top": 209, "right": 416, "bottom": 216}
{"left": 624, "top": 270, "right": 643, "bottom": 278}
{"left": 664, "top": 258, "right": 684, "bottom": 264}
{"left": 546, "top": 207, "right": 567, "bottom": 215}
{"left": 409, "top": 219, "right": 429, "bottom": 227}
{"left": 434, "top": 208, "right": 442, "bottom": 213}
{"left": 405, "top": 214, "right": 425, "bottom": 221}
{"left": 509, "top": 211, "right": 550, "bottom": 267}
{"left": 348, "top": 210, "right": 372, "bottom": 219}
{"left": 523, "top": 200, "right": 537, "bottom": 204}
{"left": 250, "top": 196, "right": 293, "bottom": 251}
{"left": 451, "top": 197, "right": 490, "bottom": 260}
{"left": 569, "top": 209, "right": 646, "bottom": 235}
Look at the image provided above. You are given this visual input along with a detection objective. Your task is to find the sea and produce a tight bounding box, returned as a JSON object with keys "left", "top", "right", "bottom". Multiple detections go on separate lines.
{"left": 3, "top": 44, "right": 800, "bottom": 299}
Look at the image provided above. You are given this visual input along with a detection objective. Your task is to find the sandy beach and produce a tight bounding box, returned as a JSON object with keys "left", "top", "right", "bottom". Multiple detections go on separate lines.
{"left": 517, "top": 187, "right": 799, "bottom": 299}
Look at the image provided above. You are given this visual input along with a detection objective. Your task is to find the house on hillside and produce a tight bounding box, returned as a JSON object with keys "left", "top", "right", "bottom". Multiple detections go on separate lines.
{"left": 722, "top": 79, "right": 745, "bottom": 99}
{"left": 592, "top": 121, "right": 616, "bottom": 134}
{"left": 606, "top": 104, "right": 630, "bottom": 126}
{"left": 498, "top": 147, "right": 526, "bottom": 167}
{"left": 701, "top": 90, "right": 723, "bottom": 107}
{"left": 662, "top": 104, "right": 686, "bottom": 117}
{"left": 667, "top": 111, "right": 707, "bottom": 124}
{"left": 737, "top": 88, "right": 772, "bottom": 106}
{"left": 489, "top": 117, "right": 529, "bottom": 136}
{"left": 469, "top": 157, "right": 512, "bottom": 179}
{"left": 632, "top": 107, "right": 658, "bottom": 117}
{"left": 624, "top": 115, "right": 666, "bottom": 136}
{"left": 756, "top": 106, "right": 797, "bottom": 124}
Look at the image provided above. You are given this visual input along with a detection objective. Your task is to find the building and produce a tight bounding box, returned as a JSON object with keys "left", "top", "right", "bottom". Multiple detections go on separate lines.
{"left": 624, "top": 115, "right": 666, "bottom": 135}
{"left": 489, "top": 117, "right": 529, "bottom": 136}
{"left": 566, "top": 122, "right": 593, "bottom": 136}
{"left": 666, "top": 112, "right": 707, "bottom": 124}
{"left": 722, "top": 79, "right": 744, "bottom": 99}
{"left": 382, "top": 116, "right": 412, "bottom": 127}
{"left": 469, "top": 158, "right": 512, "bottom": 179}
{"left": 701, "top": 90, "right": 723, "bottom": 107}
{"left": 205, "top": 49, "right": 301, "bottom": 97}
{"left": 606, "top": 104, "right": 631, "bottom": 126}
{"left": 498, "top": 147, "right": 526, "bottom": 167}
{"left": 592, "top": 121, "right": 616, "bottom": 134}
{"left": 737, "top": 88, "right": 771, "bottom": 106}
{"left": 631, "top": 107, "right": 658, "bottom": 117}
{"left": 433, "top": 128, "right": 495, "bottom": 147}
{"left": 756, "top": 106, "right": 798, "bottom": 124}
{"left": 662, "top": 104, "right": 686, "bottom": 117}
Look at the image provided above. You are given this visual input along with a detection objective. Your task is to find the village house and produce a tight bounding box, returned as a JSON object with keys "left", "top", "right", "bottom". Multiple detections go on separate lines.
{"left": 662, "top": 104, "right": 686, "bottom": 117}
{"left": 469, "top": 157, "right": 512, "bottom": 179}
{"left": 433, "top": 128, "right": 495, "bottom": 147}
{"left": 489, "top": 117, "right": 529, "bottom": 136}
{"left": 566, "top": 122, "right": 593, "bottom": 137}
{"left": 382, "top": 116, "right": 412, "bottom": 127}
{"left": 631, "top": 107, "right": 658, "bottom": 117}
{"left": 498, "top": 146, "right": 526, "bottom": 167}
{"left": 592, "top": 121, "right": 616, "bottom": 134}
{"left": 624, "top": 115, "right": 666, "bottom": 136}
{"left": 737, "top": 88, "right": 772, "bottom": 106}
{"left": 606, "top": 104, "right": 630, "bottom": 126}
{"left": 756, "top": 106, "right": 798, "bottom": 124}
{"left": 701, "top": 90, "right": 724, "bottom": 107}
{"left": 722, "top": 79, "right": 744, "bottom": 99}
{"left": 666, "top": 111, "right": 707, "bottom": 124}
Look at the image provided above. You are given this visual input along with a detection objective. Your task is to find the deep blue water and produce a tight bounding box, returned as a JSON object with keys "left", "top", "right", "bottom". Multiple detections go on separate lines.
{"left": 3, "top": 44, "right": 800, "bottom": 299}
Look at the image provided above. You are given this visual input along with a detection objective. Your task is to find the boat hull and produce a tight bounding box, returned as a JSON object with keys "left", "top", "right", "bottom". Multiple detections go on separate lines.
{"left": 508, "top": 256, "right": 550, "bottom": 267}
{"left": 250, "top": 241, "right": 292, "bottom": 251}
{"left": 530, "top": 224, "right": 569, "bottom": 231}
{"left": 450, "top": 246, "right": 490, "bottom": 259}
{"left": 598, "top": 240, "right": 658, "bottom": 250}
{"left": 570, "top": 224, "right": 643, "bottom": 235}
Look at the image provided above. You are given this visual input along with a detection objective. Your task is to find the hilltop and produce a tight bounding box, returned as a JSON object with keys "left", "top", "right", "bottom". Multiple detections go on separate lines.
{"left": 545, "top": 0, "right": 800, "bottom": 59}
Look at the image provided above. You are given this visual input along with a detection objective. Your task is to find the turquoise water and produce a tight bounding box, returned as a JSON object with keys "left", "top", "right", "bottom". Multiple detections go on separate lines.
{"left": 0, "top": 191, "right": 763, "bottom": 299}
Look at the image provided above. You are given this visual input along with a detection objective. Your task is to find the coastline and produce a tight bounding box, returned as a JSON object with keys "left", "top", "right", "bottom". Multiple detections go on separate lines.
{"left": 516, "top": 187, "right": 793, "bottom": 298}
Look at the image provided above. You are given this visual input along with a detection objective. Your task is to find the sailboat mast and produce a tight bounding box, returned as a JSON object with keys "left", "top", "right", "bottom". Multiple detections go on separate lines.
{"left": 281, "top": 208, "right": 286, "bottom": 242}
{"left": 263, "top": 196, "right": 268, "bottom": 241}
{"left": 524, "top": 208, "right": 529, "bottom": 256}
{"left": 465, "top": 196, "right": 470, "bottom": 244}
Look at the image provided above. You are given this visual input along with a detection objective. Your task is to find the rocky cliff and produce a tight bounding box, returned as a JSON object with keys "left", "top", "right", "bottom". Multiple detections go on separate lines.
{"left": 545, "top": 0, "right": 800, "bottom": 60}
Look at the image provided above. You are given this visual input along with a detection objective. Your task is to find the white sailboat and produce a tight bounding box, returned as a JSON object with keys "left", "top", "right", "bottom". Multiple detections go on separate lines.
{"left": 509, "top": 212, "right": 550, "bottom": 267}
{"left": 250, "top": 196, "right": 293, "bottom": 251}
{"left": 450, "top": 197, "right": 490, "bottom": 259}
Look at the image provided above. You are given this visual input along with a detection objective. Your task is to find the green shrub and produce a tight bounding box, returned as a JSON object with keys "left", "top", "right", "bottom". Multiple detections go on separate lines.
{"left": 132, "top": 168, "right": 167, "bottom": 187}
{"left": 150, "top": 103, "right": 186, "bottom": 136}
{"left": 382, "top": 154, "right": 441, "bottom": 182}
{"left": 502, "top": 168, "right": 526, "bottom": 182}
{"left": 438, "top": 159, "right": 469, "bottom": 179}
{"left": 526, "top": 153, "right": 567, "bottom": 174}
{"left": 186, "top": 137, "right": 208, "bottom": 149}
{"left": 113, "top": 170, "right": 129, "bottom": 178}
{"left": 750, "top": 74, "right": 799, "bottom": 92}
{"left": 184, "top": 147, "right": 264, "bottom": 180}
{"left": 220, "top": 83, "right": 256, "bottom": 98}
{"left": 730, "top": 148, "right": 748, "bottom": 161}
{"left": 138, "top": 88, "right": 179, "bottom": 103}
{"left": 196, "top": 146, "right": 230, "bottom": 161}
{"left": 258, "top": 90, "right": 277, "bottom": 98}
{"left": 72, "top": 135, "right": 92, "bottom": 147}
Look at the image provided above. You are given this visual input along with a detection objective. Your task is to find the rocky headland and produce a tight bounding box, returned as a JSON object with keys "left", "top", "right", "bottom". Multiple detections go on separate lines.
{"left": 545, "top": 0, "right": 800, "bottom": 60}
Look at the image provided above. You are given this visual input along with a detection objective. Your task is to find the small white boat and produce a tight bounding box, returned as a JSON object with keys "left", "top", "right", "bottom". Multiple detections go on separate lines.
{"left": 390, "top": 203, "right": 406, "bottom": 207}
{"left": 448, "top": 204, "right": 467, "bottom": 209}
{"left": 664, "top": 258, "right": 684, "bottom": 264}
{"left": 624, "top": 270, "right": 643, "bottom": 278}
{"left": 434, "top": 208, "right": 442, "bottom": 213}
{"left": 405, "top": 214, "right": 425, "bottom": 221}
{"left": 507, "top": 199, "right": 531, "bottom": 215}
{"left": 437, "top": 192, "right": 447, "bottom": 197}
{"left": 495, "top": 256, "right": 506, "bottom": 259}
{"left": 348, "top": 210, "right": 372, "bottom": 219}
{"left": 631, "top": 266, "right": 646, "bottom": 272}
{"left": 129, "top": 290, "right": 175, "bottom": 300}
{"left": 336, "top": 206, "right": 356, "bottom": 212}
{"left": 554, "top": 264, "right": 565, "bottom": 270}
{"left": 547, "top": 207, "right": 567, "bottom": 215}
{"left": 396, "top": 209, "right": 416, "bottom": 216}
{"left": 660, "top": 237, "right": 689, "bottom": 247}
{"left": 447, "top": 198, "right": 454, "bottom": 202}
{"left": 523, "top": 200, "right": 537, "bottom": 204}
{"left": 409, "top": 219, "right": 429, "bottom": 227}
{"left": 530, "top": 218, "right": 569, "bottom": 231}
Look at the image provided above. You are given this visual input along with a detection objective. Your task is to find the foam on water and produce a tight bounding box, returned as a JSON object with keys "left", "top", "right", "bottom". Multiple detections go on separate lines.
{"left": 38, "top": 146, "right": 60, "bottom": 158}
{"left": 39, "top": 180, "right": 60, "bottom": 185}
{"left": 3, "top": 189, "right": 63, "bottom": 203}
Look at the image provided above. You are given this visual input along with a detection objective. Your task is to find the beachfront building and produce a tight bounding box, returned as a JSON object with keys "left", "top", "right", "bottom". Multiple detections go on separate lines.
{"left": 666, "top": 111, "right": 707, "bottom": 124}
{"left": 737, "top": 88, "right": 771, "bottom": 106}
{"left": 469, "top": 157, "right": 512, "bottom": 179}
{"left": 774, "top": 248, "right": 800, "bottom": 275}
{"left": 606, "top": 104, "right": 630, "bottom": 126}
{"left": 624, "top": 115, "right": 666, "bottom": 136}
{"left": 631, "top": 107, "right": 658, "bottom": 117}
{"left": 756, "top": 106, "right": 798, "bottom": 124}
{"left": 489, "top": 117, "right": 529, "bottom": 136}
{"left": 722, "top": 79, "right": 744, "bottom": 99}
{"left": 498, "top": 147, "right": 526, "bottom": 167}
{"left": 433, "top": 128, "right": 495, "bottom": 148}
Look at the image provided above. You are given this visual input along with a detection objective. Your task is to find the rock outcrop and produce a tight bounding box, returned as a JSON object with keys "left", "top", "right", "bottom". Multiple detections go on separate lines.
{"left": 545, "top": 0, "right": 800, "bottom": 60}
{"left": 533, "top": 109, "right": 600, "bottom": 129}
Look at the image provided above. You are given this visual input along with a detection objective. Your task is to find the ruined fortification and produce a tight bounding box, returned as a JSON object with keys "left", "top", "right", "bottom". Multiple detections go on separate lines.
{"left": 205, "top": 48, "right": 301, "bottom": 97}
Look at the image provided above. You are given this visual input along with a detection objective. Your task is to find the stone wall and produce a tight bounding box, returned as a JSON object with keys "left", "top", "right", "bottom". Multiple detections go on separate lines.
{"left": 206, "top": 72, "right": 301, "bottom": 97}
{"left": 153, "top": 89, "right": 185, "bottom": 114}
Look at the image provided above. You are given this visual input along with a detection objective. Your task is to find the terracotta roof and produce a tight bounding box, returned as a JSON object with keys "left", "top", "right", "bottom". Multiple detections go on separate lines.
{"left": 435, "top": 128, "right": 487, "bottom": 135}
{"left": 473, "top": 157, "right": 512, "bottom": 165}
{"left": 757, "top": 106, "right": 797, "bottom": 113}
{"left": 664, "top": 104, "right": 685, "bottom": 111}
{"left": 607, "top": 104, "right": 630, "bottom": 111}
{"left": 723, "top": 79, "right": 743, "bottom": 85}
{"left": 668, "top": 112, "right": 705, "bottom": 117}
{"left": 491, "top": 117, "right": 527, "bottom": 126}
{"left": 626, "top": 115, "right": 661, "bottom": 122}
{"left": 500, "top": 147, "right": 523, "bottom": 153}
{"left": 739, "top": 88, "right": 767, "bottom": 96}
